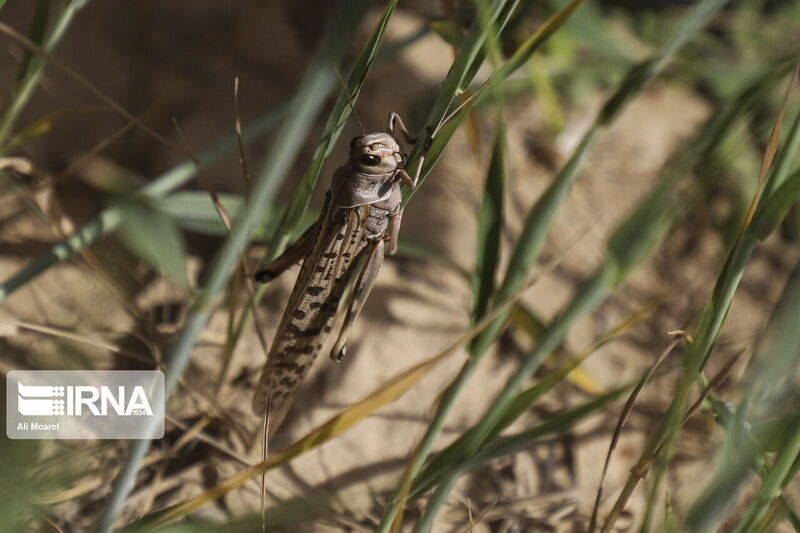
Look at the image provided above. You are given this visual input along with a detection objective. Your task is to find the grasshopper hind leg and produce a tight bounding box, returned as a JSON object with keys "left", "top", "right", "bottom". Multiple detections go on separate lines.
{"left": 255, "top": 223, "right": 316, "bottom": 283}
{"left": 331, "top": 238, "right": 385, "bottom": 362}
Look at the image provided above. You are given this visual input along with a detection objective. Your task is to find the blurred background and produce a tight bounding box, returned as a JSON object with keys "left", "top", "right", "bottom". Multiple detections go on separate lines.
{"left": 0, "top": 0, "right": 799, "bottom": 531}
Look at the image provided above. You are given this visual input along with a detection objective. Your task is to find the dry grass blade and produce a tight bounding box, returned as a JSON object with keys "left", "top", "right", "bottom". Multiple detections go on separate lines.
{"left": 598, "top": 349, "right": 743, "bottom": 532}
{"left": 137, "top": 339, "right": 466, "bottom": 529}
{"left": 4, "top": 106, "right": 120, "bottom": 154}
{"left": 402, "top": 5, "right": 732, "bottom": 524}
{"left": 163, "top": 415, "right": 251, "bottom": 467}
{"left": 332, "top": 65, "right": 366, "bottom": 135}
{"left": 131, "top": 259, "right": 553, "bottom": 528}
{"left": 513, "top": 295, "right": 677, "bottom": 396}
{"left": 385, "top": 231, "right": 593, "bottom": 531}
{"left": 260, "top": 391, "right": 271, "bottom": 533}
{"left": 759, "top": 65, "right": 799, "bottom": 185}
{"left": 233, "top": 77, "right": 252, "bottom": 189}
{"left": 685, "top": 254, "right": 800, "bottom": 530}
{"left": 61, "top": 119, "right": 136, "bottom": 178}
{"left": 1, "top": 319, "right": 156, "bottom": 365}
{"left": 598, "top": 52, "right": 800, "bottom": 533}
{"left": 36, "top": 452, "right": 167, "bottom": 506}
{"left": 228, "top": 76, "right": 272, "bottom": 533}
{"left": 207, "top": 78, "right": 272, "bottom": 394}
{"left": 588, "top": 338, "right": 680, "bottom": 532}
{"left": 169, "top": 116, "right": 234, "bottom": 237}
{"left": 406, "top": 295, "right": 673, "bottom": 501}
{"left": 744, "top": 64, "right": 800, "bottom": 227}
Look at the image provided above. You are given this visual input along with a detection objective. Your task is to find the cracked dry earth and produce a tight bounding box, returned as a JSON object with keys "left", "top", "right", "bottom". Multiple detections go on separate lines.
{"left": 0, "top": 1, "right": 798, "bottom": 531}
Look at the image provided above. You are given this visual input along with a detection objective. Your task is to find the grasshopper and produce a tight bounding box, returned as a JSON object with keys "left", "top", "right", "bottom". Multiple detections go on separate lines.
{"left": 252, "top": 112, "right": 423, "bottom": 434}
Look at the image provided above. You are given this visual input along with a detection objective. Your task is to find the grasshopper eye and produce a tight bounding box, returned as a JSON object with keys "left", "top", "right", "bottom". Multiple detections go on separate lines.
{"left": 359, "top": 154, "right": 380, "bottom": 166}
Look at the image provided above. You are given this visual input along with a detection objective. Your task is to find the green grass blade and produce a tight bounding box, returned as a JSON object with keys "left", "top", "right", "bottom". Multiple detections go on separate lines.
{"left": 377, "top": 2, "right": 598, "bottom": 527}
{"left": 374, "top": 4, "right": 530, "bottom": 527}
{"left": 417, "top": 297, "right": 668, "bottom": 499}
{"left": 494, "top": 0, "right": 589, "bottom": 88}
{"left": 395, "top": 239, "right": 471, "bottom": 280}
{"left": 15, "top": 0, "right": 51, "bottom": 83}
{"left": 93, "top": 2, "right": 365, "bottom": 529}
{"left": 413, "top": 384, "right": 630, "bottom": 530}
{"left": 0, "top": 0, "right": 89, "bottom": 146}
{"left": 688, "top": 409, "right": 800, "bottom": 533}
{"left": 446, "top": 0, "right": 729, "bottom": 421}
{"left": 0, "top": 439, "right": 47, "bottom": 533}
{"left": 124, "top": 497, "right": 333, "bottom": 533}
{"left": 379, "top": 5, "right": 604, "bottom": 529}
{"left": 764, "top": 107, "right": 800, "bottom": 195}
{"left": 602, "top": 224, "right": 756, "bottom": 531}
{"left": 463, "top": 385, "right": 630, "bottom": 474}
{"left": 397, "top": 0, "right": 522, "bottom": 202}
{"left": 161, "top": 191, "right": 265, "bottom": 235}
{"left": 162, "top": 191, "right": 318, "bottom": 239}
{"left": 683, "top": 54, "right": 796, "bottom": 172}
{"left": 412, "top": 345, "right": 630, "bottom": 498}
{"left": 470, "top": 261, "right": 618, "bottom": 446}
{"left": 470, "top": 112, "right": 506, "bottom": 326}
{"left": 405, "top": 49, "right": 792, "bottom": 526}
{"left": 750, "top": 166, "right": 800, "bottom": 241}
{"left": 547, "top": 0, "right": 627, "bottom": 62}
{"left": 685, "top": 255, "right": 800, "bottom": 531}
{"left": 406, "top": 1, "right": 730, "bottom": 527}
{"left": 402, "top": 0, "right": 590, "bottom": 204}
{"left": 601, "top": 70, "right": 799, "bottom": 533}
{"left": 487, "top": 0, "right": 731, "bottom": 353}
{"left": 267, "top": 0, "right": 399, "bottom": 257}
{"left": 111, "top": 193, "right": 188, "bottom": 287}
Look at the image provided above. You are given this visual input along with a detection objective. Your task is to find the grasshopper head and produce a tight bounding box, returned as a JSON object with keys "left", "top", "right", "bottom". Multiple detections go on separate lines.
{"left": 349, "top": 132, "right": 402, "bottom": 175}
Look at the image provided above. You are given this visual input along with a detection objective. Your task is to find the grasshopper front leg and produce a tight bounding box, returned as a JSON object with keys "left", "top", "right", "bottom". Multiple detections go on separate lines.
{"left": 396, "top": 161, "right": 421, "bottom": 190}
{"left": 331, "top": 238, "right": 385, "bottom": 362}
{"left": 387, "top": 112, "right": 415, "bottom": 145}
{"left": 388, "top": 112, "right": 424, "bottom": 190}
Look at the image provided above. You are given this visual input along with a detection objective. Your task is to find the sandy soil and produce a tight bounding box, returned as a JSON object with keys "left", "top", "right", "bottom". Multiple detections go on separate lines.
{"left": 0, "top": 1, "right": 797, "bottom": 531}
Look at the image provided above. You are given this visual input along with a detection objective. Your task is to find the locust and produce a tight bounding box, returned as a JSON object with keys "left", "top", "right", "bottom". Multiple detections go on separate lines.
{"left": 252, "top": 112, "right": 423, "bottom": 434}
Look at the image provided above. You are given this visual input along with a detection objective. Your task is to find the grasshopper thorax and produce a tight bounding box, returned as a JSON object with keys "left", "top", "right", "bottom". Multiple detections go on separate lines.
{"left": 348, "top": 132, "right": 402, "bottom": 176}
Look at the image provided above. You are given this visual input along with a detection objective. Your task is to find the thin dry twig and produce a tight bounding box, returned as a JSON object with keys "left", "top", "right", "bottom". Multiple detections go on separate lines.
{"left": 588, "top": 338, "right": 681, "bottom": 532}
{"left": 0, "top": 21, "right": 179, "bottom": 152}
{"left": 598, "top": 349, "right": 744, "bottom": 532}
{"left": 234, "top": 77, "right": 253, "bottom": 189}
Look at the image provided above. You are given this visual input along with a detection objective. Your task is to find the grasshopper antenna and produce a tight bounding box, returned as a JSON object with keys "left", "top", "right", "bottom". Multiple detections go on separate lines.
{"left": 333, "top": 64, "right": 366, "bottom": 136}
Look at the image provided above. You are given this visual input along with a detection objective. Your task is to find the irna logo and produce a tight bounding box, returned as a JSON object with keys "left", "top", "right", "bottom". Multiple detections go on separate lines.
{"left": 17, "top": 381, "right": 154, "bottom": 417}
{"left": 7, "top": 370, "right": 164, "bottom": 439}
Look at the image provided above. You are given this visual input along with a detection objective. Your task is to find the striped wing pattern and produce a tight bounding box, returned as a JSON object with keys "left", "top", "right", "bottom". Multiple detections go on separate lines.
{"left": 253, "top": 193, "right": 371, "bottom": 430}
